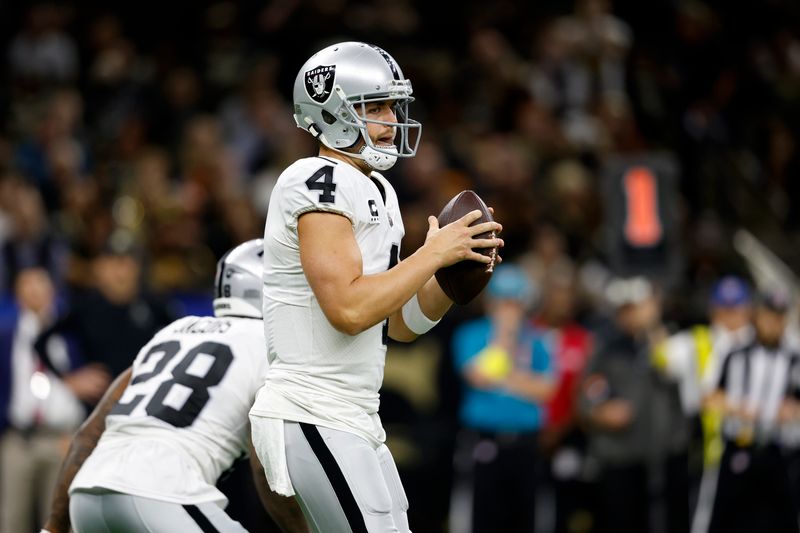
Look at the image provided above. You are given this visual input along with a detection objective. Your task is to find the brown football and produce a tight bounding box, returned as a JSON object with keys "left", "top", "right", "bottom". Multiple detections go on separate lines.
{"left": 434, "top": 190, "right": 497, "bottom": 305}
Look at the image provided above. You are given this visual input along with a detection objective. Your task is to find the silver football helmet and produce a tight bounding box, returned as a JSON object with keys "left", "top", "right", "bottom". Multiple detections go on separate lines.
{"left": 213, "top": 239, "right": 263, "bottom": 318}
{"left": 293, "top": 41, "right": 421, "bottom": 171}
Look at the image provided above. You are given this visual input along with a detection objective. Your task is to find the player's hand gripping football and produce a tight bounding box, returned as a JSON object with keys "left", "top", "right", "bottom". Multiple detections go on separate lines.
{"left": 488, "top": 206, "right": 503, "bottom": 267}
{"left": 424, "top": 209, "right": 504, "bottom": 269}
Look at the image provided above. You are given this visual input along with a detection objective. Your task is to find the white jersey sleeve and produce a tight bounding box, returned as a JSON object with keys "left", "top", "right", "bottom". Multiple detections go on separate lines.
{"left": 253, "top": 157, "right": 405, "bottom": 448}
{"left": 280, "top": 156, "right": 360, "bottom": 229}
{"left": 70, "top": 316, "right": 268, "bottom": 507}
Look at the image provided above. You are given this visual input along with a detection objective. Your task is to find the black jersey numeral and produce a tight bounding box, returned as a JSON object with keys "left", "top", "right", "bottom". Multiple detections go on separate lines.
{"left": 145, "top": 342, "right": 233, "bottom": 427}
{"left": 381, "top": 244, "right": 400, "bottom": 345}
{"left": 305, "top": 165, "right": 336, "bottom": 203}
{"left": 111, "top": 341, "right": 181, "bottom": 415}
{"left": 110, "top": 340, "right": 234, "bottom": 428}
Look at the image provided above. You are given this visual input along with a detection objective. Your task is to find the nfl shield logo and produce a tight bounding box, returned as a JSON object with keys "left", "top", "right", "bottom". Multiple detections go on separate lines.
{"left": 304, "top": 65, "right": 336, "bottom": 104}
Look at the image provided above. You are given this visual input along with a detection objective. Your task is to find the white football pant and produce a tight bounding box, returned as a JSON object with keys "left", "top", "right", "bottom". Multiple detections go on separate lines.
{"left": 283, "top": 421, "right": 411, "bottom": 533}
{"left": 69, "top": 490, "right": 248, "bottom": 532}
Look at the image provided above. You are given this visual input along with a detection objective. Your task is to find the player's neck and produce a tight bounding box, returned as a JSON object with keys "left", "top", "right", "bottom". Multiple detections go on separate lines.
{"left": 318, "top": 146, "right": 371, "bottom": 175}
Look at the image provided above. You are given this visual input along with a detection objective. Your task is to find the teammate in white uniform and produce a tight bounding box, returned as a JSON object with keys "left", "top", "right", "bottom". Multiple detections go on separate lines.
{"left": 41, "top": 240, "right": 307, "bottom": 533}
{"left": 249, "top": 42, "right": 504, "bottom": 532}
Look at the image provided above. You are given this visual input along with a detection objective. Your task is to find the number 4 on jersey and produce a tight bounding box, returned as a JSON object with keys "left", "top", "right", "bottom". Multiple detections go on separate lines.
{"left": 306, "top": 165, "right": 336, "bottom": 203}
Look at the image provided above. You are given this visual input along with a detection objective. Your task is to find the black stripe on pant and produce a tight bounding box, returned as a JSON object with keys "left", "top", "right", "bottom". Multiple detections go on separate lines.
{"left": 184, "top": 504, "right": 221, "bottom": 533}
{"left": 300, "top": 422, "right": 369, "bottom": 533}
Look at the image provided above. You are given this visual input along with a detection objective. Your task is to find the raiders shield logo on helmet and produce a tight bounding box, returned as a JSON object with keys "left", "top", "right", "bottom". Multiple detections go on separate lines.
{"left": 304, "top": 65, "right": 336, "bottom": 104}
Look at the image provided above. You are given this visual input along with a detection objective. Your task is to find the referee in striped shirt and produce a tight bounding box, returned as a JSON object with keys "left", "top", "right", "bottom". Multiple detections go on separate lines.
{"left": 706, "top": 288, "right": 800, "bottom": 533}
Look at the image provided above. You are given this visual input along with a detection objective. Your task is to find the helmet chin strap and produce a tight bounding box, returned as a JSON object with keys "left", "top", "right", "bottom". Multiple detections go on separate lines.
{"left": 359, "top": 144, "right": 398, "bottom": 171}
{"left": 316, "top": 127, "right": 399, "bottom": 171}
{"left": 310, "top": 112, "right": 398, "bottom": 171}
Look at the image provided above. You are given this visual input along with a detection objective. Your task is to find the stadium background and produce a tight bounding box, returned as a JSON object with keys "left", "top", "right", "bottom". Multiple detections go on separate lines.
{"left": 1, "top": 0, "right": 799, "bottom": 531}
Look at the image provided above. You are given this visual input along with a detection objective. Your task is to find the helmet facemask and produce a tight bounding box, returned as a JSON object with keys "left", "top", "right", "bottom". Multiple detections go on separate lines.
{"left": 349, "top": 82, "right": 421, "bottom": 157}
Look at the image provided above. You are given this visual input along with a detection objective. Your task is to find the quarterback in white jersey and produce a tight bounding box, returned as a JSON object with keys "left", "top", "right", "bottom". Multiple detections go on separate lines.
{"left": 253, "top": 155, "right": 405, "bottom": 447}
{"left": 43, "top": 240, "right": 307, "bottom": 533}
{"left": 249, "top": 42, "right": 503, "bottom": 533}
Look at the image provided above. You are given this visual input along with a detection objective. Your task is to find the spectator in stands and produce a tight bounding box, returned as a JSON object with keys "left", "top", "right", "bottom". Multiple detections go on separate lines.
{"left": 536, "top": 0, "right": 633, "bottom": 152}
{"left": 520, "top": 221, "right": 573, "bottom": 290}
{"left": 0, "top": 177, "right": 68, "bottom": 294}
{"left": 0, "top": 267, "right": 109, "bottom": 533}
{"left": 8, "top": 3, "right": 78, "bottom": 84}
{"left": 451, "top": 264, "right": 553, "bottom": 533}
{"left": 13, "top": 88, "right": 89, "bottom": 213}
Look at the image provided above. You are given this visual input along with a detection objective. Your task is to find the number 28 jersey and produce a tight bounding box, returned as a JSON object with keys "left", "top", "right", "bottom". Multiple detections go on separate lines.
{"left": 251, "top": 156, "right": 404, "bottom": 447}
{"left": 70, "top": 315, "right": 268, "bottom": 506}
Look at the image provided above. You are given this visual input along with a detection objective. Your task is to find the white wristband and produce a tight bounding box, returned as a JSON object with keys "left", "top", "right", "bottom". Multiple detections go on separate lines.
{"left": 401, "top": 293, "right": 440, "bottom": 335}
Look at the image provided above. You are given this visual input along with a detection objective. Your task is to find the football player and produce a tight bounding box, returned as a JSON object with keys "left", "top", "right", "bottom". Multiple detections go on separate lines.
{"left": 41, "top": 240, "right": 307, "bottom": 533}
{"left": 249, "top": 42, "right": 503, "bottom": 532}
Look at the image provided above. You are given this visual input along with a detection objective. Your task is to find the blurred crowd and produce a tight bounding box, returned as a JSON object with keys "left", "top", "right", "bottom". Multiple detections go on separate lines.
{"left": 1, "top": 0, "right": 800, "bottom": 532}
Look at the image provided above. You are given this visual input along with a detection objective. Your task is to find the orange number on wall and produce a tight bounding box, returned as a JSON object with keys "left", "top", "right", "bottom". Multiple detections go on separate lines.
{"left": 623, "top": 166, "right": 662, "bottom": 247}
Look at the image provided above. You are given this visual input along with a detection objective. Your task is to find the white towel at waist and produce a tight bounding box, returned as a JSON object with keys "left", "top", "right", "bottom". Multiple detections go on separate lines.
{"left": 249, "top": 415, "right": 294, "bottom": 497}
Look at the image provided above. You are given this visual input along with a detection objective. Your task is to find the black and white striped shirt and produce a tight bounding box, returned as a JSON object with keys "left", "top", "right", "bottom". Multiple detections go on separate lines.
{"left": 717, "top": 341, "right": 800, "bottom": 443}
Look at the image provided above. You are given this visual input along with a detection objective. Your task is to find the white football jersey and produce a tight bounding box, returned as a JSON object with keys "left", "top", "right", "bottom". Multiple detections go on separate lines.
{"left": 70, "top": 315, "right": 268, "bottom": 506}
{"left": 251, "top": 156, "right": 404, "bottom": 447}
